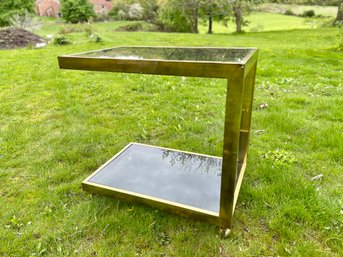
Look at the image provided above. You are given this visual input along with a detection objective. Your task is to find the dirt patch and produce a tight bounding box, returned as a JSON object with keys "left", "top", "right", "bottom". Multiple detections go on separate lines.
{"left": 0, "top": 27, "right": 46, "bottom": 50}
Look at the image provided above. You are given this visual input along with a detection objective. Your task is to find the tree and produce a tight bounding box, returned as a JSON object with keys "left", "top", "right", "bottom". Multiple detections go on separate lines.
{"left": 108, "top": 1, "right": 130, "bottom": 20}
{"left": 334, "top": 0, "right": 343, "bottom": 25}
{"left": 233, "top": 0, "right": 243, "bottom": 32}
{"left": 158, "top": 1, "right": 191, "bottom": 32}
{"left": 141, "top": 0, "right": 159, "bottom": 23}
{"left": 158, "top": 0, "right": 194, "bottom": 32}
{"left": 199, "top": 0, "right": 251, "bottom": 34}
{"left": 61, "top": 0, "right": 95, "bottom": 23}
{"left": 0, "top": 0, "right": 34, "bottom": 27}
{"left": 157, "top": 0, "right": 201, "bottom": 33}
{"left": 128, "top": 3, "right": 144, "bottom": 20}
{"left": 109, "top": 0, "right": 158, "bottom": 22}
{"left": 230, "top": 0, "right": 251, "bottom": 33}
{"left": 199, "top": 0, "right": 230, "bottom": 34}
{"left": 184, "top": 0, "right": 200, "bottom": 33}
{"left": 309, "top": 0, "right": 343, "bottom": 25}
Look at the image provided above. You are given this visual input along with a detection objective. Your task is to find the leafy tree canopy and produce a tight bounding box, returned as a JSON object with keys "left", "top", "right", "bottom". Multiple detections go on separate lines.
{"left": 61, "top": 0, "right": 95, "bottom": 23}
{"left": 109, "top": 0, "right": 158, "bottom": 22}
{"left": 199, "top": 0, "right": 231, "bottom": 33}
{"left": 157, "top": 0, "right": 194, "bottom": 32}
{"left": 0, "top": 0, "right": 34, "bottom": 27}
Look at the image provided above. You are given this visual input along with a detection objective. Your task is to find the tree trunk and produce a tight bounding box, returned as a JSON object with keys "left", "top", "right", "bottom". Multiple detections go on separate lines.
{"left": 334, "top": 2, "right": 343, "bottom": 25}
{"left": 234, "top": 4, "right": 242, "bottom": 33}
{"left": 208, "top": 15, "right": 213, "bottom": 34}
{"left": 192, "top": 6, "right": 199, "bottom": 33}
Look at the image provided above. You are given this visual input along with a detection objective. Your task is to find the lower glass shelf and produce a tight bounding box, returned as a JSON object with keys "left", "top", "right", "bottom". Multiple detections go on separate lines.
{"left": 83, "top": 142, "right": 222, "bottom": 214}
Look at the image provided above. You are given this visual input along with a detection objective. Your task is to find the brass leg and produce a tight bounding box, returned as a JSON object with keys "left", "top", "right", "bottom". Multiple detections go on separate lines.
{"left": 238, "top": 62, "right": 257, "bottom": 168}
{"left": 230, "top": 61, "right": 257, "bottom": 213}
{"left": 219, "top": 67, "right": 245, "bottom": 228}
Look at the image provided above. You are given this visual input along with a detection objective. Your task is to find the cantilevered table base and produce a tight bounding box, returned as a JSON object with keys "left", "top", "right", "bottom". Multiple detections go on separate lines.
{"left": 58, "top": 46, "right": 258, "bottom": 228}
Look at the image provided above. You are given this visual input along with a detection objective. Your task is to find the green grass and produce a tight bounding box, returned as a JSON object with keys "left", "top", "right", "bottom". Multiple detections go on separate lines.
{"left": 0, "top": 22, "right": 342, "bottom": 256}
{"left": 256, "top": 3, "right": 338, "bottom": 17}
{"left": 199, "top": 12, "right": 332, "bottom": 33}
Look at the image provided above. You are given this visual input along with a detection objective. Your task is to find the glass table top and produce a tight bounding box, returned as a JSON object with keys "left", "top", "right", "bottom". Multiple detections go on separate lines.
{"left": 87, "top": 143, "right": 222, "bottom": 213}
{"left": 71, "top": 47, "right": 254, "bottom": 63}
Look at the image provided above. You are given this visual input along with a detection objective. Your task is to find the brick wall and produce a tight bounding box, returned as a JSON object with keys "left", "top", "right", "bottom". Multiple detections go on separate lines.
{"left": 35, "top": 0, "right": 61, "bottom": 18}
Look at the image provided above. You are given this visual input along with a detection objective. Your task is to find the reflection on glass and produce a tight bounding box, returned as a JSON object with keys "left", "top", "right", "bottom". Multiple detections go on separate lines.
{"left": 88, "top": 143, "right": 222, "bottom": 213}
{"left": 80, "top": 47, "right": 252, "bottom": 63}
{"left": 162, "top": 150, "right": 222, "bottom": 174}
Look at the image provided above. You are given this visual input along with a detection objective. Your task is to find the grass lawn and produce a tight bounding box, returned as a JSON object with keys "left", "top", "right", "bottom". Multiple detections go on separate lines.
{"left": 199, "top": 12, "right": 332, "bottom": 33}
{"left": 256, "top": 3, "right": 338, "bottom": 17}
{"left": 0, "top": 23, "right": 342, "bottom": 256}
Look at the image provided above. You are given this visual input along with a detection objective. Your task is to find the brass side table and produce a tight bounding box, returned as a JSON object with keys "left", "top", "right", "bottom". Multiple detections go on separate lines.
{"left": 58, "top": 47, "right": 258, "bottom": 228}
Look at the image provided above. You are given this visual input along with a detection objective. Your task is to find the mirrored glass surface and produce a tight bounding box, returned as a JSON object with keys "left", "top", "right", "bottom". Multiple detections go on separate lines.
{"left": 88, "top": 143, "right": 222, "bottom": 213}
{"left": 79, "top": 47, "right": 252, "bottom": 63}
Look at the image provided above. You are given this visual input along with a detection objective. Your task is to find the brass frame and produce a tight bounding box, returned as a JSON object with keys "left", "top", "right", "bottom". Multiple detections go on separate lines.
{"left": 58, "top": 46, "right": 258, "bottom": 228}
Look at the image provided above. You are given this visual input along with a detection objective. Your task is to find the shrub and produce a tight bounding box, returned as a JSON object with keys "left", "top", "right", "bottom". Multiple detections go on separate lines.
{"left": 115, "top": 22, "right": 143, "bottom": 32}
{"left": 141, "top": 0, "right": 158, "bottom": 23}
{"left": 128, "top": 3, "right": 143, "bottom": 20}
{"left": 58, "top": 23, "right": 94, "bottom": 36}
{"left": 53, "top": 35, "right": 72, "bottom": 45}
{"left": 83, "top": 24, "right": 93, "bottom": 36}
{"left": 157, "top": 1, "right": 192, "bottom": 33}
{"left": 302, "top": 10, "right": 315, "bottom": 18}
{"left": 94, "top": 14, "right": 110, "bottom": 22}
{"left": 108, "top": 0, "right": 157, "bottom": 23}
{"left": 58, "top": 25, "right": 83, "bottom": 34}
{"left": 9, "top": 11, "right": 42, "bottom": 31}
{"left": 116, "top": 10, "right": 128, "bottom": 20}
{"left": 89, "top": 33, "right": 102, "bottom": 43}
{"left": 109, "top": 3, "right": 129, "bottom": 21}
{"left": 284, "top": 9, "right": 295, "bottom": 16}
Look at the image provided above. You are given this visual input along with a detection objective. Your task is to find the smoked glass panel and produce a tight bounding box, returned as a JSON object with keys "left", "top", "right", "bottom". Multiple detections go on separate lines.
{"left": 88, "top": 144, "right": 222, "bottom": 213}
{"left": 79, "top": 47, "right": 252, "bottom": 63}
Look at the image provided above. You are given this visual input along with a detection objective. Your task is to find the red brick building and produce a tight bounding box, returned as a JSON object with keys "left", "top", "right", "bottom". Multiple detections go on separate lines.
{"left": 90, "top": 0, "right": 113, "bottom": 15}
{"left": 35, "top": 0, "right": 113, "bottom": 18}
{"left": 35, "top": 0, "right": 61, "bottom": 18}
